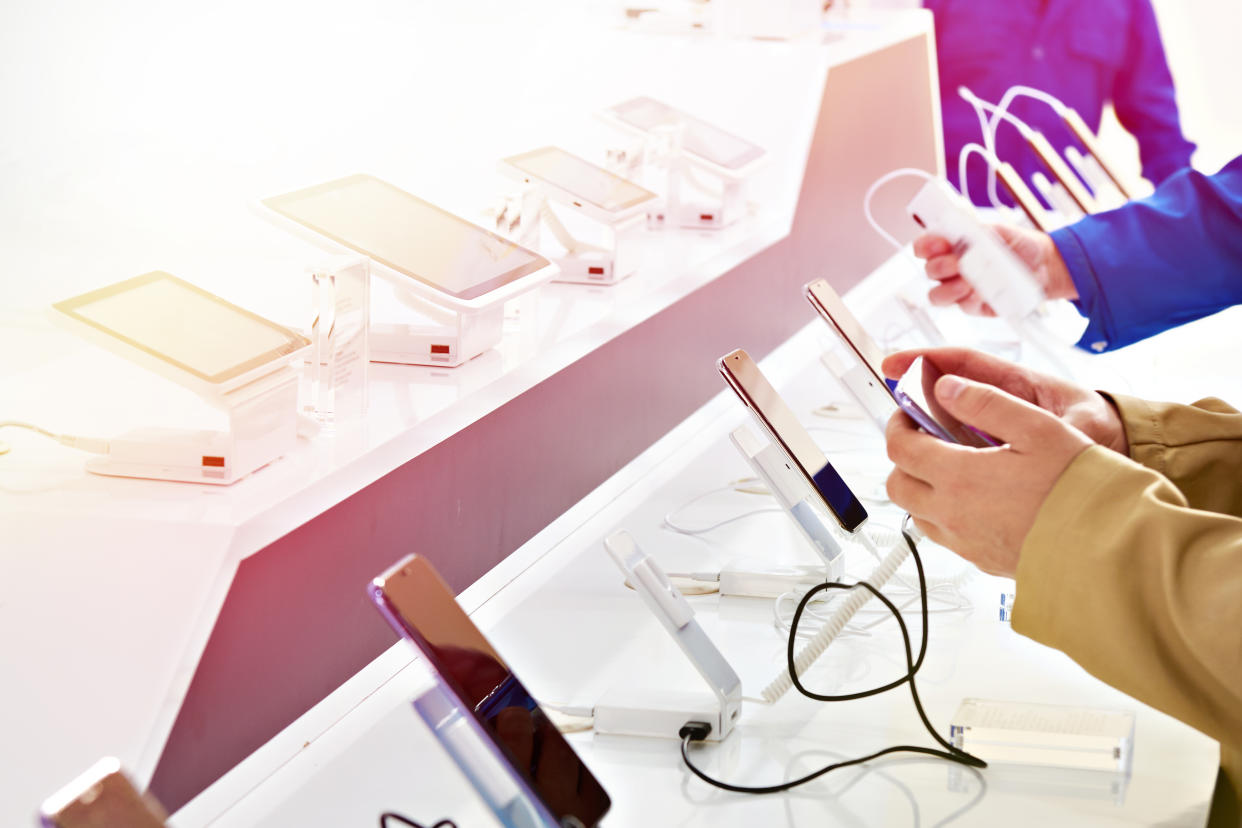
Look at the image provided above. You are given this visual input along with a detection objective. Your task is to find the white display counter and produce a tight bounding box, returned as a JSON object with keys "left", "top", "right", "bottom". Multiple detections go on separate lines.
{"left": 0, "top": 2, "right": 942, "bottom": 822}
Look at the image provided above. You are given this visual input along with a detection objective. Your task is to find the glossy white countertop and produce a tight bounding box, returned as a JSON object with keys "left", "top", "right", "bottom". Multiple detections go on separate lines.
{"left": 174, "top": 256, "right": 1231, "bottom": 827}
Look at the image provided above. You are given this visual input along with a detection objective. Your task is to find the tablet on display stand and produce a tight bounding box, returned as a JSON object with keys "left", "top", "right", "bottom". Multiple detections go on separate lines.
{"left": 498, "top": 146, "right": 655, "bottom": 285}
{"left": 51, "top": 271, "right": 309, "bottom": 484}
{"left": 263, "top": 174, "right": 557, "bottom": 366}
{"left": 601, "top": 96, "right": 767, "bottom": 230}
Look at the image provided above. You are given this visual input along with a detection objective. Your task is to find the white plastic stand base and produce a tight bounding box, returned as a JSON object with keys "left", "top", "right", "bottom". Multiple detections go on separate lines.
{"left": 509, "top": 184, "right": 646, "bottom": 286}
{"left": 369, "top": 303, "right": 504, "bottom": 367}
{"left": 593, "top": 687, "right": 728, "bottom": 742}
{"left": 729, "top": 424, "right": 847, "bottom": 581}
{"left": 84, "top": 367, "right": 300, "bottom": 485}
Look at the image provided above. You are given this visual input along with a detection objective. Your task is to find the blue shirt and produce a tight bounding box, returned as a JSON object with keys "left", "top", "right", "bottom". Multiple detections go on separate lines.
{"left": 1051, "top": 155, "right": 1242, "bottom": 352}
{"left": 927, "top": 0, "right": 1195, "bottom": 204}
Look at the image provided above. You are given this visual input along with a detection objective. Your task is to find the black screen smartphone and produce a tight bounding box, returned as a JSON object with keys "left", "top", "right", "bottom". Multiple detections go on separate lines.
{"left": 369, "top": 555, "right": 611, "bottom": 828}
{"left": 718, "top": 348, "right": 868, "bottom": 533}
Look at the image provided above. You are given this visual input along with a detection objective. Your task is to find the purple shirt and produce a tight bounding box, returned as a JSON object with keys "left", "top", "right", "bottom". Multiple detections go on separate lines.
{"left": 927, "top": 0, "right": 1195, "bottom": 205}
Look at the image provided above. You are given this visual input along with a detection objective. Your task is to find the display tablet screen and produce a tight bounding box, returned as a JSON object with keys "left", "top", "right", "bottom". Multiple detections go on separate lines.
{"left": 370, "top": 556, "right": 611, "bottom": 827}
{"left": 503, "top": 147, "right": 655, "bottom": 213}
{"left": 264, "top": 175, "right": 548, "bottom": 300}
{"left": 609, "top": 97, "right": 766, "bottom": 171}
{"left": 719, "top": 349, "right": 868, "bottom": 533}
{"left": 53, "top": 271, "right": 308, "bottom": 384}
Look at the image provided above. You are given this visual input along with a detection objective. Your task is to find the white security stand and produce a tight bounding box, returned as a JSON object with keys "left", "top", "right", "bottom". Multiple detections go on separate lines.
{"left": 661, "top": 154, "right": 754, "bottom": 231}
{"left": 728, "top": 424, "right": 848, "bottom": 582}
{"left": 412, "top": 683, "right": 553, "bottom": 828}
{"left": 818, "top": 346, "right": 898, "bottom": 437}
{"left": 511, "top": 183, "right": 646, "bottom": 285}
{"left": 369, "top": 279, "right": 507, "bottom": 368}
{"left": 600, "top": 531, "right": 744, "bottom": 741}
{"left": 85, "top": 365, "right": 300, "bottom": 485}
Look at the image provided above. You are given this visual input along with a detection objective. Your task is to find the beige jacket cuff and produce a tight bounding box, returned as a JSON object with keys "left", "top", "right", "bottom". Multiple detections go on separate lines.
{"left": 1010, "top": 445, "right": 1130, "bottom": 646}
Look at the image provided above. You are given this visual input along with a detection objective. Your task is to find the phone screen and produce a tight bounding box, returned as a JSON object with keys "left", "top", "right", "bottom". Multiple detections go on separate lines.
{"left": 370, "top": 556, "right": 610, "bottom": 827}
{"left": 503, "top": 146, "right": 656, "bottom": 213}
{"left": 609, "top": 97, "right": 766, "bottom": 170}
{"left": 894, "top": 357, "right": 999, "bottom": 447}
{"left": 719, "top": 349, "right": 868, "bottom": 533}
{"left": 264, "top": 175, "right": 549, "bottom": 300}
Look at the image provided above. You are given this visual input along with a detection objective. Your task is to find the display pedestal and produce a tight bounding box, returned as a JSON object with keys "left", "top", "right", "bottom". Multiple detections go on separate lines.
{"left": 85, "top": 367, "right": 300, "bottom": 485}
{"left": 516, "top": 184, "right": 645, "bottom": 286}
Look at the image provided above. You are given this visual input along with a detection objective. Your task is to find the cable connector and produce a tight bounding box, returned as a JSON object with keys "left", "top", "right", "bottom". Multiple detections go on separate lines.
{"left": 679, "top": 721, "right": 712, "bottom": 742}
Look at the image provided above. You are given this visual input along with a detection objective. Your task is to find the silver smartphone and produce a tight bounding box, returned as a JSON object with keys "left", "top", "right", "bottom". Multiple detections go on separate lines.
{"left": 369, "top": 555, "right": 611, "bottom": 828}
{"left": 718, "top": 348, "right": 868, "bottom": 533}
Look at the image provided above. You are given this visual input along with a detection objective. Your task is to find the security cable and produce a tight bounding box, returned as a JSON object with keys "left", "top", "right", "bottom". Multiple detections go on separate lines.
{"left": 378, "top": 814, "right": 457, "bottom": 828}
{"left": 679, "top": 517, "right": 986, "bottom": 793}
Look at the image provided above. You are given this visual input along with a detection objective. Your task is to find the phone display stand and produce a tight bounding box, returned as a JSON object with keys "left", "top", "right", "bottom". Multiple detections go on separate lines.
{"left": 84, "top": 364, "right": 300, "bottom": 486}
{"left": 728, "top": 424, "right": 847, "bottom": 582}
{"left": 369, "top": 275, "right": 507, "bottom": 367}
{"left": 412, "top": 683, "right": 555, "bottom": 828}
{"left": 818, "top": 344, "right": 897, "bottom": 437}
{"left": 660, "top": 153, "right": 753, "bottom": 231}
{"left": 511, "top": 182, "right": 645, "bottom": 286}
{"left": 599, "top": 530, "right": 744, "bottom": 741}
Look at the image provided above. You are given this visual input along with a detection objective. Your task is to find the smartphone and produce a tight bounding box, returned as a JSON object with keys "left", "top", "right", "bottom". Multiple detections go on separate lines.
{"left": 40, "top": 758, "right": 167, "bottom": 828}
{"left": 893, "top": 357, "right": 999, "bottom": 448}
{"left": 369, "top": 555, "right": 611, "bottom": 828}
{"left": 605, "top": 97, "right": 766, "bottom": 171}
{"left": 501, "top": 146, "right": 656, "bottom": 221}
{"left": 804, "top": 279, "right": 897, "bottom": 403}
{"left": 718, "top": 348, "right": 868, "bottom": 533}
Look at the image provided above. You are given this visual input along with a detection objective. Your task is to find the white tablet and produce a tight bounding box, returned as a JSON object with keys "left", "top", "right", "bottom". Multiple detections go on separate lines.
{"left": 52, "top": 271, "right": 310, "bottom": 396}
{"left": 500, "top": 146, "right": 657, "bottom": 223}
{"left": 263, "top": 174, "right": 552, "bottom": 309}
{"left": 606, "top": 96, "right": 766, "bottom": 173}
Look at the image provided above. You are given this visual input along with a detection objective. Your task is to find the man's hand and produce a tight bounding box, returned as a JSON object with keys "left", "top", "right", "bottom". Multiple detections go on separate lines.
{"left": 913, "top": 224, "right": 1077, "bottom": 316}
{"left": 882, "top": 347, "right": 1128, "bottom": 454}
{"left": 885, "top": 374, "right": 1093, "bottom": 577}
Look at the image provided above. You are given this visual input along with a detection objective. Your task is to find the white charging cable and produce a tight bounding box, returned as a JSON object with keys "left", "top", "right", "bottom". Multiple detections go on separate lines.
{"left": 760, "top": 528, "right": 909, "bottom": 703}
{"left": 0, "top": 421, "right": 110, "bottom": 455}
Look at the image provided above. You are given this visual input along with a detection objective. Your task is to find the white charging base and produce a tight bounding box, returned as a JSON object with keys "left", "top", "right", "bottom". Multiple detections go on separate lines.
{"left": 593, "top": 687, "right": 731, "bottom": 742}
{"left": 84, "top": 367, "right": 300, "bottom": 485}
{"left": 718, "top": 559, "right": 827, "bottom": 599}
{"left": 369, "top": 305, "right": 504, "bottom": 368}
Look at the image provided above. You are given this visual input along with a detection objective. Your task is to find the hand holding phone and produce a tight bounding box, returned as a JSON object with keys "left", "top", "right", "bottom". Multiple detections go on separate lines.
{"left": 893, "top": 357, "right": 1000, "bottom": 448}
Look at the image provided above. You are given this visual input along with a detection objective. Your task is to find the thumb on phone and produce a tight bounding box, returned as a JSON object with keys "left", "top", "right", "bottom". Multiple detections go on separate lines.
{"left": 933, "top": 374, "right": 1060, "bottom": 451}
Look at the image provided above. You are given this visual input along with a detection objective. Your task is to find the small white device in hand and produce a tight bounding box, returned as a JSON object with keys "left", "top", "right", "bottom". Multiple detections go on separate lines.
{"left": 906, "top": 179, "right": 1045, "bottom": 320}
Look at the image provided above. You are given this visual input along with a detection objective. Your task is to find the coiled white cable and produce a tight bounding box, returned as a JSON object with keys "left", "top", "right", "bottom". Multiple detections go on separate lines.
{"left": 760, "top": 532, "right": 909, "bottom": 703}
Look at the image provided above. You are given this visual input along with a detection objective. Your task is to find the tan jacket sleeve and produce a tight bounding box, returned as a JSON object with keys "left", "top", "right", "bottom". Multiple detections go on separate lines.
{"left": 1106, "top": 393, "right": 1242, "bottom": 517}
{"left": 1012, "top": 444, "right": 1242, "bottom": 824}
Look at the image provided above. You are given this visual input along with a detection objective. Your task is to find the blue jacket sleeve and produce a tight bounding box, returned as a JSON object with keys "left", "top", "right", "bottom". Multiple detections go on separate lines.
{"left": 1111, "top": 0, "right": 1196, "bottom": 184}
{"left": 1051, "top": 155, "right": 1242, "bottom": 352}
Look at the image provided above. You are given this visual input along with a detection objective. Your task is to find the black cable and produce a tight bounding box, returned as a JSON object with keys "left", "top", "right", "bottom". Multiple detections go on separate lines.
{"left": 679, "top": 517, "right": 985, "bottom": 793}
{"left": 378, "top": 813, "right": 457, "bottom": 828}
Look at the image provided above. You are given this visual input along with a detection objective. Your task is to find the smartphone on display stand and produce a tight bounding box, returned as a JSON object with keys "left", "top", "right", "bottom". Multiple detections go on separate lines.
{"left": 369, "top": 555, "right": 611, "bottom": 828}
{"left": 718, "top": 348, "right": 868, "bottom": 534}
